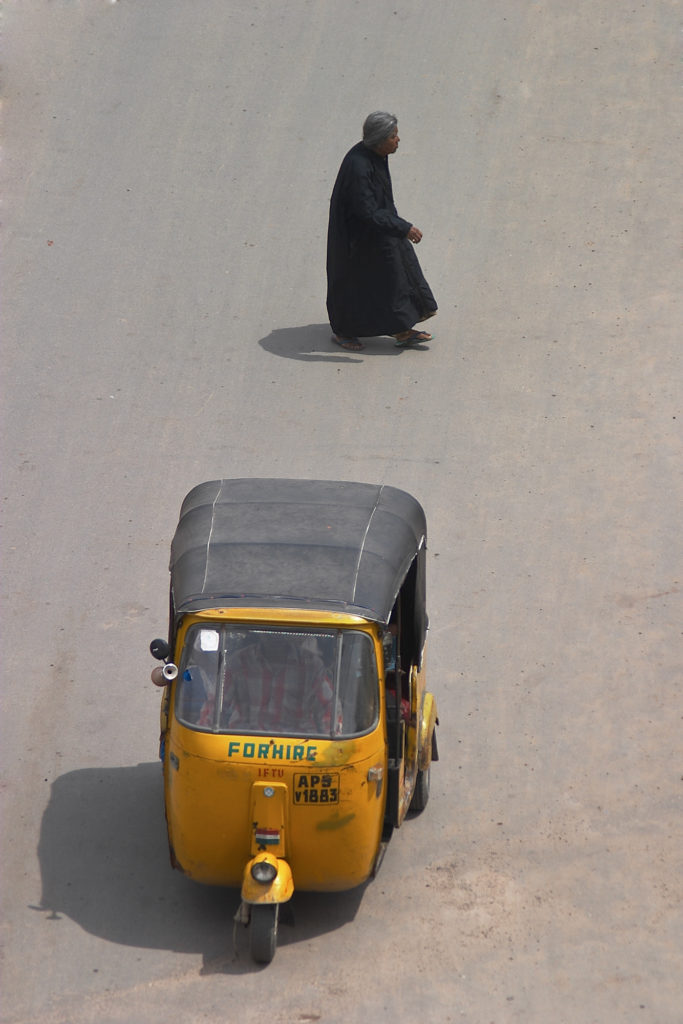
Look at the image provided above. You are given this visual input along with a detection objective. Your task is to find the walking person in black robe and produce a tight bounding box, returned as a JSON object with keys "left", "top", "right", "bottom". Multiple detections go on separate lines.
{"left": 326, "top": 111, "right": 437, "bottom": 352}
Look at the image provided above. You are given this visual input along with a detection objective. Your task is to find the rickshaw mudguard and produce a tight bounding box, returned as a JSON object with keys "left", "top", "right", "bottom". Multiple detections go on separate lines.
{"left": 418, "top": 691, "right": 439, "bottom": 772}
{"left": 241, "top": 853, "right": 294, "bottom": 904}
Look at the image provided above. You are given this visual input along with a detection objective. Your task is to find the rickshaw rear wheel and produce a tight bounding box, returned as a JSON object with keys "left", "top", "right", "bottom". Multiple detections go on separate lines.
{"left": 250, "top": 904, "right": 279, "bottom": 964}
{"left": 409, "top": 765, "right": 430, "bottom": 814}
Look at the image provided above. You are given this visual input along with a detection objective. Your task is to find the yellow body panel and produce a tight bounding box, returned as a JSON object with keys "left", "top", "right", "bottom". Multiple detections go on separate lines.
{"left": 164, "top": 721, "right": 386, "bottom": 890}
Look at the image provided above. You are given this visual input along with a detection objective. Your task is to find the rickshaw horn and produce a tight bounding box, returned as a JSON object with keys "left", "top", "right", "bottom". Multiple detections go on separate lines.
{"left": 151, "top": 663, "right": 178, "bottom": 686}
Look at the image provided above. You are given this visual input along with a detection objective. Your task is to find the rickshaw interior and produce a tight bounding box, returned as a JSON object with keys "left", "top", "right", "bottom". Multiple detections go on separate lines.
{"left": 175, "top": 625, "right": 378, "bottom": 738}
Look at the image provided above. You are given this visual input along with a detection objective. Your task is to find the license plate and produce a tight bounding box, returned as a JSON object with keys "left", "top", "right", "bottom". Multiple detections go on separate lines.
{"left": 293, "top": 772, "right": 339, "bottom": 805}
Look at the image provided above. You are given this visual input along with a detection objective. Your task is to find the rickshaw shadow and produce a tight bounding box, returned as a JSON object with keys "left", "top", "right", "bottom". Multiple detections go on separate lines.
{"left": 258, "top": 323, "right": 407, "bottom": 362}
{"left": 34, "top": 762, "right": 366, "bottom": 973}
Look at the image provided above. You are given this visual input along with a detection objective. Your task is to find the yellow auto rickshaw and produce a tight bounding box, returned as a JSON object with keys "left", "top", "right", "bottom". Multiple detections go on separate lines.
{"left": 149, "top": 478, "right": 438, "bottom": 963}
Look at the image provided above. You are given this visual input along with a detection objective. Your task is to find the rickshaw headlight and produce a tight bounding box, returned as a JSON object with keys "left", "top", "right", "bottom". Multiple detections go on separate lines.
{"left": 251, "top": 860, "right": 278, "bottom": 884}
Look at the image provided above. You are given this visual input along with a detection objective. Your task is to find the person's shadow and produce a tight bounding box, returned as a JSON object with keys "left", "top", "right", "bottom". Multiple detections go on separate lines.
{"left": 258, "top": 323, "right": 427, "bottom": 363}
{"left": 32, "top": 763, "right": 367, "bottom": 974}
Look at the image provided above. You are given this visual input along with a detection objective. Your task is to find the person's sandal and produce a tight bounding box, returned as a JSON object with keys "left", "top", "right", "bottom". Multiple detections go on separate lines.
{"left": 331, "top": 335, "right": 364, "bottom": 351}
{"left": 394, "top": 329, "right": 432, "bottom": 347}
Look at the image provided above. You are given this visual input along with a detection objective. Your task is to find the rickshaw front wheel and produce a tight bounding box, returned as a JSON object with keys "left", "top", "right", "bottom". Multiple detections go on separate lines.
{"left": 250, "top": 903, "right": 279, "bottom": 964}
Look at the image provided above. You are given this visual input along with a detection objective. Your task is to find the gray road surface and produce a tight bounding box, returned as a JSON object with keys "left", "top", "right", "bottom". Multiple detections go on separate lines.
{"left": 2, "top": 2, "right": 681, "bottom": 1022}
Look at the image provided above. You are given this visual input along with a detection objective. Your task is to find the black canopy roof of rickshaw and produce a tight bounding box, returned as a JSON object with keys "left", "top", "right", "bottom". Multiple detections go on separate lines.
{"left": 169, "top": 479, "right": 427, "bottom": 625}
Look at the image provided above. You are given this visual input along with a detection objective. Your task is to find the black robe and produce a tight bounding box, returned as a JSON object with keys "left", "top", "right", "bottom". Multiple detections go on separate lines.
{"left": 326, "top": 142, "right": 437, "bottom": 338}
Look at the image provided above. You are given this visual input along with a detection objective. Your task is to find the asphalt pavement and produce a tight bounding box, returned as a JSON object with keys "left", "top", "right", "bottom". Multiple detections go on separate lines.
{"left": 2, "top": 1, "right": 681, "bottom": 1022}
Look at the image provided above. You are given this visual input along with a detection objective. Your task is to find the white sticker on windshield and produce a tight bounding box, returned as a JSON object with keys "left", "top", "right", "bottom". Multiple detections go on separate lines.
{"left": 199, "top": 629, "right": 220, "bottom": 652}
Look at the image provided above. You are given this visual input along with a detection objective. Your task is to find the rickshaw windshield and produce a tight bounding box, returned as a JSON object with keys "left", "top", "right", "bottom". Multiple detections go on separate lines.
{"left": 175, "top": 625, "right": 378, "bottom": 739}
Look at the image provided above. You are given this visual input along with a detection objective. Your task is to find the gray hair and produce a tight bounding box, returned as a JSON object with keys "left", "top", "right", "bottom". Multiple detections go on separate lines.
{"left": 362, "top": 111, "right": 398, "bottom": 149}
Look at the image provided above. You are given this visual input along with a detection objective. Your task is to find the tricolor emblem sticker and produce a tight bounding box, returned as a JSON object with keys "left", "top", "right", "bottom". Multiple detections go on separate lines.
{"left": 255, "top": 827, "right": 280, "bottom": 846}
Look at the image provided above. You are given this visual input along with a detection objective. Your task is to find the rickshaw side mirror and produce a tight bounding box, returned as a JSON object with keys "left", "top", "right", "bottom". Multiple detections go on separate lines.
{"left": 150, "top": 638, "right": 171, "bottom": 661}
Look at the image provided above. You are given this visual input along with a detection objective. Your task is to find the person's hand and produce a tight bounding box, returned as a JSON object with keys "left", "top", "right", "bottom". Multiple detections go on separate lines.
{"left": 406, "top": 225, "right": 422, "bottom": 244}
